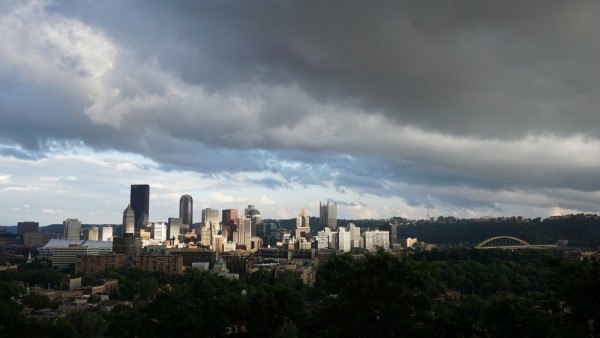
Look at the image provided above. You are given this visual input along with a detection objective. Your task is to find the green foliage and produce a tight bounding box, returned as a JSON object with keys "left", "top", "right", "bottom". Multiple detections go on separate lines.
{"left": 67, "top": 310, "right": 108, "bottom": 338}
{"left": 310, "top": 250, "right": 438, "bottom": 337}
{"left": 2, "top": 249, "right": 600, "bottom": 336}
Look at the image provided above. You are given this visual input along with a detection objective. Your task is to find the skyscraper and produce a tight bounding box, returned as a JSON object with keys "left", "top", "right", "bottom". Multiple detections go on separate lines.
{"left": 319, "top": 201, "right": 337, "bottom": 230}
{"left": 63, "top": 218, "right": 81, "bottom": 240}
{"left": 222, "top": 209, "right": 239, "bottom": 241}
{"left": 202, "top": 208, "right": 220, "bottom": 227}
{"left": 130, "top": 184, "right": 149, "bottom": 232}
{"left": 295, "top": 208, "right": 311, "bottom": 239}
{"left": 179, "top": 195, "right": 193, "bottom": 226}
{"left": 123, "top": 204, "right": 135, "bottom": 235}
{"left": 168, "top": 217, "right": 182, "bottom": 240}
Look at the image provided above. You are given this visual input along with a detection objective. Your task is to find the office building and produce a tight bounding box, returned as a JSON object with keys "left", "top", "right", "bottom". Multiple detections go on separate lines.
{"left": 151, "top": 222, "right": 168, "bottom": 242}
{"left": 348, "top": 223, "right": 362, "bottom": 248}
{"left": 222, "top": 209, "right": 239, "bottom": 239}
{"left": 295, "top": 208, "right": 311, "bottom": 240}
{"left": 319, "top": 201, "right": 337, "bottom": 230}
{"left": 234, "top": 216, "right": 252, "bottom": 247}
{"left": 39, "top": 239, "right": 112, "bottom": 270}
{"left": 364, "top": 230, "right": 390, "bottom": 252}
{"left": 380, "top": 223, "right": 399, "bottom": 244}
{"left": 84, "top": 226, "right": 99, "bottom": 241}
{"left": 99, "top": 225, "right": 113, "bottom": 241}
{"left": 123, "top": 204, "right": 135, "bottom": 235}
{"left": 130, "top": 184, "right": 150, "bottom": 232}
{"left": 316, "top": 228, "right": 331, "bottom": 249}
{"left": 17, "top": 222, "right": 39, "bottom": 236}
{"left": 246, "top": 207, "right": 261, "bottom": 236}
{"left": 168, "top": 217, "right": 182, "bottom": 240}
{"left": 63, "top": 218, "right": 81, "bottom": 240}
{"left": 113, "top": 236, "right": 143, "bottom": 260}
{"left": 202, "top": 208, "right": 220, "bottom": 227}
{"left": 200, "top": 226, "right": 212, "bottom": 247}
{"left": 337, "top": 227, "right": 351, "bottom": 252}
{"left": 179, "top": 195, "right": 193, "bottom": 226}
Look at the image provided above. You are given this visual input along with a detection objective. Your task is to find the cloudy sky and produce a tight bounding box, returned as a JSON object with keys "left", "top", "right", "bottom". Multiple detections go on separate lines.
{"left": 1, "top": 0, "right": 600, "bottom": 225}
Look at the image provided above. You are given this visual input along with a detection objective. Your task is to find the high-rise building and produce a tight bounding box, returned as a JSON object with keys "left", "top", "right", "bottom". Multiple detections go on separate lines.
{"left": 348, "top": 223, "right": 362, "bottom": 248}
{"left": 338, "top": 227, "right": 351, "bottom": 252}
{"left": 295, "top": 208, "right": 311, "bottom": 240}
{"left": 130, "top": 184, "right": 149, "bottom": 232}
{"left": 151, "top": 222, "right": 168, "bottom": 242}
{"left": 222, "top": 209, "right": 239, "bottom": 241}
{"left": 200, "top": 226, "right": 212, "bottom": 247}
{"left": 380, "top": 223, "right": 399, "bottom": 245}
{"left": 168, "top": 217, "right": 183, "bottom": 240}
{"left": 202, "top": 208, "right": 220, "bottom": 224}
{"left": 179, "top": 195, "right": 193, "bottom": 226}
{"left": 234, "top": 216, "right": 252, "bottom": 247}
{"left": 99, "top": 225, "right": 113, "bottom": 241}
{"left": 84, "top": 225, "right": 99, "bottom": 241}
{"left": 17, "top": 222, "right": 39, "bottom": 236}
{"left": 319, "top": 201, "right": 337, "bottom": 230}
{"left": 123, "top": 204, "right": 135, "bottom": 235}
{"left": 246, "top": 207, "right": 261, "bottom": 236}
{"left": 202, "top": 208, "right": 220, "bottom": 232}
{"left": 63, "top": 218, "right": 81, "bottom": 240}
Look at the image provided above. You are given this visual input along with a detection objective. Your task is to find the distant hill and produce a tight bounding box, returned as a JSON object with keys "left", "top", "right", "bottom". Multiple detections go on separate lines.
{"left": 396, "top": 215, "right": 600, "bottom": 248}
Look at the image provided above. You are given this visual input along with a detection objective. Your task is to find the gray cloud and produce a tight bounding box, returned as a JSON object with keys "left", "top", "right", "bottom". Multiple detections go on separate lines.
{"left": 0, "top": 0, "right": 599, "bottom": 218}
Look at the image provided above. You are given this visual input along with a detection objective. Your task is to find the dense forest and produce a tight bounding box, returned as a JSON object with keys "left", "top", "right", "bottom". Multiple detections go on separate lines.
{"left": 1, "top": 249, "right": 600, "bottom": 337}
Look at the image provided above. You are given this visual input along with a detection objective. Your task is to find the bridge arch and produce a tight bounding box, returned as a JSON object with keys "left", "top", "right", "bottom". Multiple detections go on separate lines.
{"left": 475, "top": 236, "right": 531, "bottom": 249}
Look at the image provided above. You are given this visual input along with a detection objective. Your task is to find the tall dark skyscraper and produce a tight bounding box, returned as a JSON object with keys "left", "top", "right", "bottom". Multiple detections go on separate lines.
{"left": 179, "top": 194, "right": 193, "bottom": 226}
{"left": 130, "top": 184, "right": 149, "bottom": 232}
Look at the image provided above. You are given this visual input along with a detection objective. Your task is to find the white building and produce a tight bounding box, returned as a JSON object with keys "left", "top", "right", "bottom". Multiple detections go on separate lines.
{"left": 338, "top": 227, "right": 352, "bottom": 252}
{"left": 364, "top": 230, "right": 390, "bottom": 252}
{"left": 348, "top": 223, "right": 362, "bottom": 249}
{"left": 151, "top": 222, "right": 168, "bottom": 242}
{"left": 99, "top": 225, "right": 113, "bottom": 241}
{"left": 316, "top": 228, "right": 330, "bottom": 249}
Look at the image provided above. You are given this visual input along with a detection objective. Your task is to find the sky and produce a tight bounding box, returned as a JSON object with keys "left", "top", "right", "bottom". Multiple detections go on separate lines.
{"left": 1, "top": 0, "right": 600, "bottom": 225}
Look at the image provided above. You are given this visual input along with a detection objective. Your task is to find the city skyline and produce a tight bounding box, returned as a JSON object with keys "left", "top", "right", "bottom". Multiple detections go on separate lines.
{"left": 2, "top": 1, "right": 600, "bottom": 225}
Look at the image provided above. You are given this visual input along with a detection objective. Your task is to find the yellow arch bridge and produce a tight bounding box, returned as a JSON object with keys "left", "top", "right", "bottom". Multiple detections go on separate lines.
{"left": 475, "top": 236, "right": 558, "bottom": 250}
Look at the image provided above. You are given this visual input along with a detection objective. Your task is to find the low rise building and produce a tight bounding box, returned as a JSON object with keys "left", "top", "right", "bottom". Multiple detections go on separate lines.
{"left": 136, "top": 254, "right": 183, "bottom": 275}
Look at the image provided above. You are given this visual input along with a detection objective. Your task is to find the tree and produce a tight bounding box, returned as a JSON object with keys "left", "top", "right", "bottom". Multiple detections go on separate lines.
{"left": 67, "top": 310, "right": 108, "bottom": 338}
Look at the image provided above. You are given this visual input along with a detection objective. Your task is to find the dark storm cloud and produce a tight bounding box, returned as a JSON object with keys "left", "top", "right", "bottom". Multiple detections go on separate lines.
{"left": 51, "top": 0, "right": 600, "bottom": 138}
